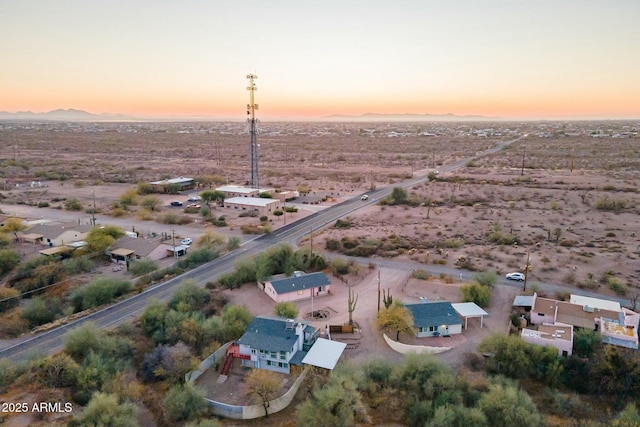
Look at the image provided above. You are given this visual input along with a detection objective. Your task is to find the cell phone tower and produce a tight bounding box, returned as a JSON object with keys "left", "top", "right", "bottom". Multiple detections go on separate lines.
{"left": 246, "top": 74, "right": 259, "bottom": 189}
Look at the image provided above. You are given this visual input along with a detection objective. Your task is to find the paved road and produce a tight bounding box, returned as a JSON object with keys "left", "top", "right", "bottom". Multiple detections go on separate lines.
{"left": 0, "top": 135, "right": 529, "bottom": 362}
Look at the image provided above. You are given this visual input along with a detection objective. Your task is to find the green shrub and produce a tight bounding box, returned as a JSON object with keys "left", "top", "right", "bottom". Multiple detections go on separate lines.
{"left": 329, "top": 258, "right": 350, "bottom": 275}
{"left": 64, "top": 198, "right": 83, "bottom": 211}
{"left": 334, "top": 219, "right": 352, "bottom": 229}
{"left": 325, "top": 239, "right": 341, "bottom": 251}
{"left": 474, "top": 271, "right": 498, "bottom": 287}
{"left": 71, "top": 277, "right": 132, "bottom": 311}
{"left": 128, "top": 259, "right": 159, "bottom": 277}
{"left": 411, "top": 269, "right": 430, "bottom": 280}
{"left": 21, "top": 297, "right": 63, "bottom": 328}
{"left": 461, "top": 283, "right": 491, "bottom": 307}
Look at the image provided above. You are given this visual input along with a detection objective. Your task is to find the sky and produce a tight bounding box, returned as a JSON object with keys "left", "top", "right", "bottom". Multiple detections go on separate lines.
{"left": 1, "top": 0, "right": 639, "bottom": 120}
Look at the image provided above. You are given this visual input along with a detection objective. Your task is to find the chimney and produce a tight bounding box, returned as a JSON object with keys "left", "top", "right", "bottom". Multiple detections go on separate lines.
{"left": 295, "top": 323, "right": 304, "bottom": 351}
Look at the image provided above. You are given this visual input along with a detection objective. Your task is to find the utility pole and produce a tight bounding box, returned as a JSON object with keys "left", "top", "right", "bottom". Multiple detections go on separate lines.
{"left": 246, "top": 74, "right": 260, "bottom": 189}
{"left": 523, "top": 247, "right": 531, "bottom": 292}
{"left": 520, "top": 145, "right": 526, "bottom": 176}
{"left": 91, "top": 188, "right": 97, "bottom": 226}
{"left": 172, "top": 229, "right": 176, "bottom": 258}
{"left": 377, "top": 270, "right": 381, "bottom": 313}
{"left": 309, "top": 226, "right": 313, "bottom": 258}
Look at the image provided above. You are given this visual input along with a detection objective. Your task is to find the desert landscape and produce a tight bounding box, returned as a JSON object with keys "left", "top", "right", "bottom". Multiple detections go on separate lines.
{"left": 2, "top": 119, "right": 639, "bottom": 299}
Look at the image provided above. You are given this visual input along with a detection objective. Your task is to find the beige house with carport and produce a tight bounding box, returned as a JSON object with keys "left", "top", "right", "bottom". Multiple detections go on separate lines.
{"left": 223, "top": 197, "right": 281, "bottom": 215}
{"left": 19, "top": 223, "right": 92, "bottom": 247}
{"left": 108, "top": 236, "right": 174, "bottom": 264}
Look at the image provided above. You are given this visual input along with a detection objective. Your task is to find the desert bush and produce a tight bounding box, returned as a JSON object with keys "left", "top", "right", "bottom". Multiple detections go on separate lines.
{"left": 71, "top": 277, "right": 132, "bottom": 311}
{"left": 607, "top": 277, "right": 627, "bottom": 295}
{"left": 259, "top": 215, "right": 268, "bottom": 222}
{"left": 62, "top": 257, "right": 94, "bottom": 275}
{"left": 325, "top": 239, "right": 341, "bottom": 251}
{"left": 0, "top": 287, "right": 20, "bottom": 313}
{"left": 0, "top": 249, "right": 20, "bottom": 275}
{"left": 64, "top": 198, "right": 83, "bottom": 211}
{"left": 239, "top": 210, "right": 258, "bottom": 218}
{"left": 595, "top": 196, "right": 628, "bottom": 211}
{"left": 335, "top": 219, "right": 352, "bottom": 229}
{"left": 241, "top": 224, "right": 269, "bottom": 234}
{"left": 21, "top": 297, "right": 63, "bottom": 328}
{"left": 37, "top": 201, "right": 50, "bottom": 208}
{"left": 176, "top": 248, "right": 219, "bottom": 270}
{"left": 136, "top": 208, "right": 154, "bottom": 221}
{"left": 284, "top": 206, "right": 298, "bottom": 213}
{"left": 169, "top": 279, "right": 210, "bottom": 312}
{"left": 110, "top": 207, "right": 128, "bottom": 217}
{"left": 341, "top": 236, "right": 360, "bottom": 249}
{"left": 128, "top": 259, "right": 159, "bottom": 277}
{"left": 140, "top": 195, "right": 162, "bottom": 211}
{"left": 213, "top": 216, "right": 227, "bottom": 227}
{"left": 226, "top": 236, "right": 240, "bottom": 251}
{"left": 442, "top": 238, "right": 464, "bottom": 249}
{"left": 461, "top": 283, "right": 491, "bottom": 307}
{"left": 119, "top": 189, "right": 138, "bottom": 208}
{"left": 345, "top": 245, "right": 377, "bottom": 258}
{"left": 164, "top": 383, "right": 207, "bottom": 423}
{"left": 160, "top": 213, "right": 192, "bottom": 225}
{"left": 330, "top": 258, "right": 350, "bottom": 275}
{"left": 474, "top": 271, "right": 498, "bottom": 287}
{"left": 136, "top": 181, "right": 154, "bottom": 194}
{"left": 411, "top": 269, "right": 430, "bottom": 280}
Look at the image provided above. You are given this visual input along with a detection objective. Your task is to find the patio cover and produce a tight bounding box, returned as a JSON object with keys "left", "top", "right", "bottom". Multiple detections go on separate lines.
{"left": 452, "top": 302, "right": 489, "bottom": 329}
{"left": 111, "top": 248, "right": 135, "bottom": 257}
{"left": 22, "top": 233, "right": 43, "bottom": 243}
{"left": 302, "top": 338, "right": 347, "bottom": 370}
{"left": 39, "top": 246, "right": 69, "bottom": 256}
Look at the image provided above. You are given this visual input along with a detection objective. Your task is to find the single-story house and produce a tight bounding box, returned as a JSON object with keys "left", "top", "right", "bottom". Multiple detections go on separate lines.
{"left": 215, "top": 185, "right": 260, "bottom": 198}
{"left": 526, "top": 293, "right": 639, "bottom": 350}
{"left": 19, "top": 223, "right": 92, "bottom": 247}
{"left": 521, "top": 322, "right": 574, "bottom": 356}
{"left": 223, "top": 197, "right": 281, "bottom": 215}
{"left": 263, "top": 271, "right": 331, "bottom": 303}
{"left": 236, "top": 316, "right": 319, "bottom": 374}
{"left": 107, "top": 236, "right": 169, "bottom": 263}
{"left": 275, "top": 191, "right": 299, "bottom": 202}
{"left": 405, "top": 301, "right": 463, "bottom": 338}
{"left": 150, "top": 177, "right": 195, "bottom": 193}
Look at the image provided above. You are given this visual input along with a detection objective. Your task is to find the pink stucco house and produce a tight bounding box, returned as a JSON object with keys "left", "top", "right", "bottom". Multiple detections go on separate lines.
{"left": 262, "top": 271, "right": 331, "bottom": 303}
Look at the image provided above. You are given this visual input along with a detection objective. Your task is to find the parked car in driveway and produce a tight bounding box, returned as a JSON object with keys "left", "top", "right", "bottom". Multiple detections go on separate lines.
{"left": 188, "top": 196, "right": 202, "bottom": 202}
{"left": 181, "top": 238, "right": 193, "bottom": 246}
{"left": 506, "top": 272, "right": 525, "bottom": 281}
{"left": 170, "top": 201, "right": 183, "bottom": 207}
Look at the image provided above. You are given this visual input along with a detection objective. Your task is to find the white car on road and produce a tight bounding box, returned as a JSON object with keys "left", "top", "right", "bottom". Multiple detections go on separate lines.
{"left": 181, "top": 238, "right": 193, "bottom": 246}
{"left": 506, "top": 272, "right": 525, "bottom": 281}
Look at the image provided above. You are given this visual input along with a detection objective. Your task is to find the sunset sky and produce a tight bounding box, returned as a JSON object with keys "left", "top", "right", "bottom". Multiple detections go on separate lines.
{"left": 2, "top": 1, "right": 639, "bottom": 120}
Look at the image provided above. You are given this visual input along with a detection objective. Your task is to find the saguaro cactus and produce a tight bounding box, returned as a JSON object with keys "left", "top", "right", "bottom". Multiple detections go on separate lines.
{"left": 348, "top": 284, "right": 358, "bottom": 326}
{"left": 383, "top": 288, "right": 393, "bottom": 309}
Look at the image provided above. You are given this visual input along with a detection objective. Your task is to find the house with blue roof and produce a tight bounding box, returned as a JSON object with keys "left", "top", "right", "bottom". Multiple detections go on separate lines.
{"left": 235, "top": 316, "right": 319, "bottom": 374}
{"left": 263, "top": 271, "right": 332, "bottom": 303}
{"left": 405, "top": 301, "right": 463, "bottom": 338}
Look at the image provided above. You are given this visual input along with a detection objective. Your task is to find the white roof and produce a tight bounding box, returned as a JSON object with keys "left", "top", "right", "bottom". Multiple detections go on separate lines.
{"left": 451, "top": 302, "right": 488, "bottom": 317}
{"left": 570, "top": 294, "right": 621, "bottom": 312}
{"left": 225, "top": 197, "right": 279, "bottom": 207}
{"left": 150, "top": 177, "right": 193, "bottom": 184}
{"left": 513, "top": 295, "right": 535, "bottom": 307}
{"left": 216, "top": 185, "right": 257, "bottom": 194}
{"left": 302, "top": 338, "right": 346, "bottom": 370}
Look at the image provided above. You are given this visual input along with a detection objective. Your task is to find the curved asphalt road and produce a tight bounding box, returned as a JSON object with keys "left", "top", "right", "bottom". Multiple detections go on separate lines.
{"left": 0, "top": 135, "right": 528, "bottom": 362}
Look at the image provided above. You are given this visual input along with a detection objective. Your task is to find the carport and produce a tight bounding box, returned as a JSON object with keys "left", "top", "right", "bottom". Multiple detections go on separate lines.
{"left": 302, "top": 338, "right": 347, "bottom": 370}
{"left": 452, "top": 302, "right": 488, "bottom": 329}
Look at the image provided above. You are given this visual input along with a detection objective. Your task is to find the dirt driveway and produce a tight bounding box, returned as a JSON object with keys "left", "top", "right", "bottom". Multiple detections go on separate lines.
{"left": 223, "top": 265, "right": 519, "bottom": 371}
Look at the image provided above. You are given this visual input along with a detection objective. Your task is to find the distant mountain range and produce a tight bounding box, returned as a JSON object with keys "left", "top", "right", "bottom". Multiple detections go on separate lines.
{"left": 321, "top": 112, "right": 496, "bottom": 122}
{"left": 0, "top": 108, "right": 132, "bottom": 121}
{"left": 0, "top": 108, "right": 495, "bottom": 122}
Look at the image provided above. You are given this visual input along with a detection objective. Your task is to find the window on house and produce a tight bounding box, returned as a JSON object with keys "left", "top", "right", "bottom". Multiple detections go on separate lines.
{"left": 538, "top": 313, "right": 545, "bottom": 316}
{"left": 251, "top": 349, "right": 256, "bottom": 354}
{"left": 280, "top": 352, "right": 286, "bottom": 360}
{"left": 270, "top": 351, "right": 277, "bottom": 359}
{"left": 297, "top": 290, "right": 303, "bottom": 295}
{"left": 429, "top": 326, "right": 435, "bottom": 332}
